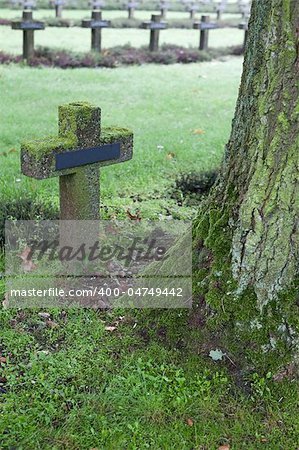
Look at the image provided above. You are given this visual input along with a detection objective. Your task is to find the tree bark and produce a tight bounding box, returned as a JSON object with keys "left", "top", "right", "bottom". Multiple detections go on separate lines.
{"left": 194, "top": 0, "right": 299, "bottom": 371}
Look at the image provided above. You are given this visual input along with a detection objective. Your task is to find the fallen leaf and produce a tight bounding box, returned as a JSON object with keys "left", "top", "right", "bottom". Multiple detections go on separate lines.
{"left": 166, "top": 152, "right": 176, "bottom": 160}
{"left": 19, "top": 246, "right": 33, "bottom": 261}
{"left": 209, "top": 349, "right": 226, "bottom": 361}
{"left": 46, "top": 320, "right": 59, "bottom": 329}
{"left": 0, "top": 356, "right": 6, "bottom": 364}
{"left": 192, "top": 128, "right": 205, "bottom": 135}
{"left": 18, "top": 247, "right": 37, "bottom": 272}
{"left": 126, "top": 209, "right": 142, "bottom": 221}
{"left": 105, "top": 326, "right": 117, "bottom": 332}
{"left": 0, "top": 377, "right": 7, "bottom": 383}
{"left": 186, "top": 418, "right": 194, "bottom": 426}
{"left": 38, "top": 312, "right": 51, "bottom": 319}
{"left": 218, "top": 445, "right": 230, "bottom": 450}
{"left": 2, "top": 294, "right": 9, "bottom": 309}
{"left": 273, "top": 363, "right": 296, "bottom": 381}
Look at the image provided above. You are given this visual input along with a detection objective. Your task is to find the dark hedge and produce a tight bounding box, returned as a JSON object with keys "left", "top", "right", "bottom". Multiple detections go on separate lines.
{"left": 0, "top": 44, "right": 243, "bottom": 68}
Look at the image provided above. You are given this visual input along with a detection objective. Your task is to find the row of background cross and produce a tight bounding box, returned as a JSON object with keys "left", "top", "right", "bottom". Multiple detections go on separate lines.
{"left": 10, "top": 0, "right": 251, "bottom": 10}
{"left": 10, "top": 0, "right": 251, "bottom": 22}
{"left": 12, "top": 8, "right": 249, "bottom": 58}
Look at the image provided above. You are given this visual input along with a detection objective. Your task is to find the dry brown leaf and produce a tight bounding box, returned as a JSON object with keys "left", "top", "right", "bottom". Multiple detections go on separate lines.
{"left": 126, "top": 209, "right": 142, "bottom": 221}
{"left": 273, "top": 363, "right": 296, "bottom": 381}
{"left": 18, "top": 247, "right": 37, "bottom": 272}
{"left": 192, "top": 128, "right": 205, "bottom": 135}
{"left": 19, "top": 246, "right": 32, "bottom": 261}
{"left": 2, "top": 294, "right": 9, "bottom": 310}
{"left": 22, "top": 259, "right": 37, "bottom": 272}
{"left": 166, "top": 152, "right": 176, "bottom": 160}
{"left": 0, "top": 356, "right": 6, "bottom": 364}
{"left": 46, "top": 320, "right": 59, "bottom": 329}
{"left": 186, "top": 418, "right": 194, "bottom": 426}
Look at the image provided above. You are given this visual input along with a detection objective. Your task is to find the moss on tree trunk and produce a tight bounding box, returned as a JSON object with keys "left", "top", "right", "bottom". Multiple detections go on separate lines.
{"left": 194, "top": 0, "right": 299, "bottom": 373}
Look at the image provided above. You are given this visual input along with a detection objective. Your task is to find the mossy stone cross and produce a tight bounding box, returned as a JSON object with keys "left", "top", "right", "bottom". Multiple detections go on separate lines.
{"left": 21, "top": 102, "right": 133, "bottom": 220}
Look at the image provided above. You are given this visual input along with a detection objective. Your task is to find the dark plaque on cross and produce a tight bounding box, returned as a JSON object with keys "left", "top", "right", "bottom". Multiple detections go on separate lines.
{"left": 21, "top": 102, "right": 134, "bottom": 220}
{"left": 82, "top": 10, "right": 111, "bottom": 52}
{"left": 193, "top": 15, "right": 218, "bottom": 51}
{"left": 141, "top": 14, "right": 168, "bottom": 52}
{"left": 11, "top": 10, "right": 45, "bottom": 60}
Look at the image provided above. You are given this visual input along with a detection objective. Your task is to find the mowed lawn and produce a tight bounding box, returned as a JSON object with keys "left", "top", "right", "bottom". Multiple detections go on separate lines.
{"left": 0, "top": 7, "right": 245, "bottom": 21}
{"left": 0, "top": 57, "right": 241, "bottom": 218}
{"left": 0, "top": 25, "right": 244, "bottom": 54}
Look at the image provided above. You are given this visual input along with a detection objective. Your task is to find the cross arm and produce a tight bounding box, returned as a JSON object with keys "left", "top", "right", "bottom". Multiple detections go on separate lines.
{"left": 238, "top": 22, "right": 248, "bottom": 30}
{"left": 193, "top": 21, "right": 218, "bottom": 30}
{"left": 141, "top": 21, "right": 168, "bottom": 29}
{"left": 82, "top": 18, "right": 111, "bottom": 28}
{"left": 11, "top": 19, "right": 45, "bottom": 30}
{"left": 21, "top": 127, "right": 133, "bottom": 180}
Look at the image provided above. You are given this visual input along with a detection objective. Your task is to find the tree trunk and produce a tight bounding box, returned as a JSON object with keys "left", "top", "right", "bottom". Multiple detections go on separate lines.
{"left": 194, "top": 0, "right": 299, "bottom": 372}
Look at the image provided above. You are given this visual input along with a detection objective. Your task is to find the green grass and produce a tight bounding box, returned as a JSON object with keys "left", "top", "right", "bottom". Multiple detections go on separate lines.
{"left": 1, "top": 308, "right": 299, "bottom": 449}
{"left": 1, "top": 59, "right": 298, "bottom": 449}
{"left": 0, "top": 25, "right": 244, "bottom": 54}
{"left": 0, "top": 58, "right": 241, "bottom": 218}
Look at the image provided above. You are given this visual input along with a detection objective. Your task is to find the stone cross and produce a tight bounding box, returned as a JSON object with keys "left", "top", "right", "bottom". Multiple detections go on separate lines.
{"left": 215, "top": 0, "right": 228, "bottom": 20}
{"left": 127, "top": 1, "right": 138, "bottom": 19}
{"left": 23, "top": 0, "right": 36, "bottom": 9}
{"left": 10, "top": 0, "right": 21, "bottom": 8}
{"left": 51, "top": 0, "right": 65, "bottom": 18}
{"left": 82, "top": 10, "right": 110, "bottom": 52}
{"left": 186, "top": 2, "right": 199, "bottom": 20}
{"left": 238, "top": 1, "right": 251, "bottom": 20}
{"left": 238, "top": 21, "right": 248, "bottom": 53}
{"left": 159, "top": 1, "right": 170, "bottom": 19}
{"left": 88, "top": 0, "right": 105, "bottom": 9}
{"left": 21, "top": 102, "right": 133, "bottom": 220}
{"left": 11, "top": 11, "right": 45, "bottom": 60}
{"left": 141, "top": 14, "right": 167, "bottom": 52}
{"left": 193, "top": 15, "right": 218, "bottom": 51}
